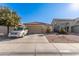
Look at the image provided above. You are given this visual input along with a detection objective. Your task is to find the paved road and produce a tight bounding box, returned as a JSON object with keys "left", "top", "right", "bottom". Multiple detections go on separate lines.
{"left": 0, "top": 34, "right": 79, "bottom": 56}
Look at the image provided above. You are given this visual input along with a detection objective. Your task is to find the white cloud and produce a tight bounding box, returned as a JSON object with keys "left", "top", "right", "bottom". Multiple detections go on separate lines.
{"left": 69, "top": 3, "right": 79, "bottom": 11}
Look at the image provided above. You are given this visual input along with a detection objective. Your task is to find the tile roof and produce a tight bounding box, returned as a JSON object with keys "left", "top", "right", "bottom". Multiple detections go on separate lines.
{"left": 23, "top": 22, "right": 52, "bottom": 26}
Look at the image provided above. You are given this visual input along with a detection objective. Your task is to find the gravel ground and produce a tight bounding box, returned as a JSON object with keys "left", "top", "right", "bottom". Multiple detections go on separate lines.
{"left": 45, "top": 34, "right": 79, "bottom": 43}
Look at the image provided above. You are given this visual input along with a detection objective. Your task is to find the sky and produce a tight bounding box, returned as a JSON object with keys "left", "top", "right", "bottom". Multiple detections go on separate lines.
{"left": 0, "top": 3, "right": 79, "bottom": 24}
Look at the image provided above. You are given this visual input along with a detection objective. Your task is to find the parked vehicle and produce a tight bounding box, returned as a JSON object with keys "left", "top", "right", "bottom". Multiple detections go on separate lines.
{"left": 8, "top": 25, "right": 28, "bottom": 38}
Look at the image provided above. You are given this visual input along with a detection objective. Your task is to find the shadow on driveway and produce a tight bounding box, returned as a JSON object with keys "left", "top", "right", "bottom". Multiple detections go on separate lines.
{"left": 0, "top": 35, "right": 19, "bottom": 42}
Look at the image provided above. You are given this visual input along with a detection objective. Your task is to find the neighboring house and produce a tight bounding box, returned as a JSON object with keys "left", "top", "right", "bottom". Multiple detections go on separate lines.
{"left": 51, "top": 18, "right": 79, "bottom": 33}
{"left": 24, "top": 22, "right": 52, "bottom": 34}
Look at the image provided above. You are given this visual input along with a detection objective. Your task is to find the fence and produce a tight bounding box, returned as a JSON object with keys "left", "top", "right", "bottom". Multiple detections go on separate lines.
{"left": 0, "top": 26, "right": 14, "bottom": 35}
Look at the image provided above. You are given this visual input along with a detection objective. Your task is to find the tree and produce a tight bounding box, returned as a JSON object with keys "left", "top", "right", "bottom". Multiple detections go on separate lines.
{"left": 0, "top": 7, "right": 20, "bottom": 35}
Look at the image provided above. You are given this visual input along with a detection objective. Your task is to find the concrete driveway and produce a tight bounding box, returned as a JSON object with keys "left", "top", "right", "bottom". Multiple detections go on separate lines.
{"left": 0, "top": 34, "right": 79, "bottom": 56}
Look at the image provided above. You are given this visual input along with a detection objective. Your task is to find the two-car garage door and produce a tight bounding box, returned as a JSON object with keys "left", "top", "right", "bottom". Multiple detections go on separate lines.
{"left": 27, "top": 25, "right": 45, "bottom": 34}
{"left": 72, "top": 25, "right": 79, "bottom": 33}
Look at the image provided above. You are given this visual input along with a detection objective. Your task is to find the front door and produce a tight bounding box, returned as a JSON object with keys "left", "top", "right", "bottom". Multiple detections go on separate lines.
{"left": 65, "top": 26, "right": 69, "bottom": 32}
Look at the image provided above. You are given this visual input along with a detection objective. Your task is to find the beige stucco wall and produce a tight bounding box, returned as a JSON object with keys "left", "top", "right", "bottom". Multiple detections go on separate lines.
{"left": 26, "top": 25, "right": 52, "bottom": 34}
{"left": 53, "top": 20, "right": 74, "bottom": 26}
{"left": 52, "top": 18, "right": 79, "bottom": 27}
{"left": 0, "top": 26, "right": 14, "bottom": 35}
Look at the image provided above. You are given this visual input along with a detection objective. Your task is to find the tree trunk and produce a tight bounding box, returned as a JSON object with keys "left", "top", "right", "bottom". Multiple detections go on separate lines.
{"left": 7, "top": 26, "right": 9, "bottom": 36}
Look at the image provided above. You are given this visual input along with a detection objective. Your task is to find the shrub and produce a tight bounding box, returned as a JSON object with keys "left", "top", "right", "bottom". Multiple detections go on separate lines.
{"left": 46, "top": 27, "right": 51, "bottom": 33}
{"left": 59, "top": 28, "right": 67, "bottom": 34}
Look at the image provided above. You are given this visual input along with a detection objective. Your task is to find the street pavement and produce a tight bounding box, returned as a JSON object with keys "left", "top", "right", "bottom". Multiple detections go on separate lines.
{"left": 0, "top": 34, "right": 79, "bottom": 56}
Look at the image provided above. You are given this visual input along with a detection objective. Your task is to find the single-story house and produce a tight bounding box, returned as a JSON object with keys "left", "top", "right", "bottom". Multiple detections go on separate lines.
{"left": 51, "top": 18, "right": 79, "bottom": 33}
{"left": 24, "top": 22, "right": 52, "bottom": 34}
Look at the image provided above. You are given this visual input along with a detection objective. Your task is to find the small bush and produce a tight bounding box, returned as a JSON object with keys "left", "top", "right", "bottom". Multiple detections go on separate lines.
{"left": 59, "top": 28, "right": 67, "bottom": 34}
{"left": 46, "top": 27, "right": 51, "bottom": 33}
